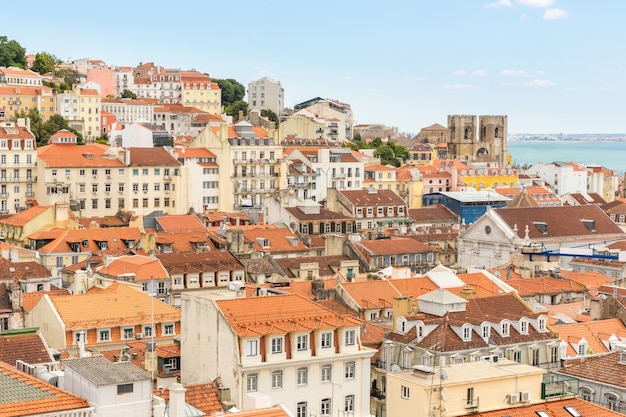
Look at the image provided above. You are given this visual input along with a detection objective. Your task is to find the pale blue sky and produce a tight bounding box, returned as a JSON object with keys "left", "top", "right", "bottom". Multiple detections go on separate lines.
{"left": 3, "top": 1, "right": 625, "bottom": 134}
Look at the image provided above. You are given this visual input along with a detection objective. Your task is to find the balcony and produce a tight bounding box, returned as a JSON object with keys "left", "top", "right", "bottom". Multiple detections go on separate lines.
{"left": 370, "top": 388, "right": 385, "bottom": 400}
{"left": 25, "top": 191, "right": 34, "bottom": 197}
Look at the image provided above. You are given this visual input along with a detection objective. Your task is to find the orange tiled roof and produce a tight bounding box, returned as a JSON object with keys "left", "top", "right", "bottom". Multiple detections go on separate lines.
{"left": 46, "top": 282, "right": 180, "bottom": 330}
{"left": 0, "top": 205, "right": 51, "bottom": 227}
{"left": 338, "top": 280, "right": 402, "bottom": 309}
{"left": 220, "top": 406, "right": 290, "bottom": 417}
{"left": 505, "top": 276, "right": 586, "bottom": 296}
{"left": 37, "top": 143, "right": 126, "bottom": 168}
{"left": 156, "top": 214, "right": 205, "bottom": 233}
{"left": 154, "top": 381, "right": 224, "bottom": 416}
{"left": 0, "top": 329, "right": 55, "bottom": 365}
{"left": 95, "top": 255, "right": 169, "bottom": 281}
{"left": 243, "top": 227, "right": 308, "bottom": 253}
{"left": 31, "top": 227, "right": 141, "bottom": 254}
{"left": 0, "top": 360, "right": 90, "bottom": 416}
{"left": 22, "top": 288, "right": 70, "bottom": 311}
{"left": 155, "top": 230, "right": 214, "bottom": 253}
{"left": 357, "top": 237, "right": 434, "bottom": 256}
{"left": 473, "top": 397, "right": 623, "bottom": 417}
{"left": 216, "top": 294, "right": 362, "bottom": 337}
{"left": 0, "top": 124, "right": 35, "bottom": 140}
{"left": 553, "top": 317, "right": 626, "bottom": 356}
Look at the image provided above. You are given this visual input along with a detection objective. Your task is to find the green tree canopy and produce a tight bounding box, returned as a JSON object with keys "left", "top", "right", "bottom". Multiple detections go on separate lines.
{"left": 347, "top": 136, "right": 408, "bottom": 167}
{"left": 225, "top": 100, "right": 249, "bottom": 121}
{"left": 212, "top": 78, "right": 245, "bottom": 108}
{"left": 261, "top": 109, "right": 279, "bottom": 125}
{"left": 31, "top": 52, "right": 58, "bottom": 74}
{"left": 121, "top": 89, "right": 137, "bottom": 99}
{"left": 0, "top": 36, "right": 26, "bottom": 68}
{"left": 15, "top": 109, "right": 83, "bottom": 146}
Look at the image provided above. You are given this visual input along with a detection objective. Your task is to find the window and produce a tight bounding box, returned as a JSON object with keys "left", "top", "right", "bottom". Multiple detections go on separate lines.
{"left": 345, "top": 329, "right": 356, "bottom": 346}
{"left": 580, "top": 387, "right": 593, "bottom": 402}
{"left": 246, "top": 373, "right": 258, "bottom": 392}
{"left": 466, "top": 387, "right": 474, "bottom": 406}
{"left": 271, "top": 370, "right": 283, "bottom": 389}
{"left": 401, "top": 385, "right": 410, "bottom": 399}
{"left": 163, "top": 324, "right": 174, "bottom": 336}
{"left": 296, "top": 402, "right": 307, "bottom": 417}
{"left": 321, "top": 364, "right": 332, "bottom": 382}
{"left": 344, "top": 395, "right": 355, "bottom": 413}
{"left": 538, "top": 316, "right": 547, "bottom": 332}
{"left": 501, "top": 321, "right": 510, "bottom": 336}
{"left": 321, "top": 332, "right": 332, "bottom": 348}
{"left": 143, "top": 325, "right": 153, "bottom": 337}
{"left": 246, "top": 340, "right": 258, "bottom": 356}
{"left": 297, "top": 367, "right": 308, "bottom": 385}
{"left": 482, "top": 324, "right": 490, "bottom": 339}
{"left": 271, "top": 336, "right": 283, "bottom": 354}
{"left": 513, "top": 350, "right": 521, "bottom": 363}
{"left": 297, "top": 334, "right": 309, "bottom": 351}
{"left": 117, "top": 383, "right": 133, "bottom": 395}
{"left": 123, "top": 327, "right": 134, "bottom": 339}
{"left": 345, "top": 361, "right": 355, "bottom": 379}
{"left": 321, "top": 398, "right": 331, "bottom": 416}
{"left": 606, "top": 393, "right": 620, "bottom": 411}
{"left": 520, "top": 319, "right": 529, "bottom": 334}
{"left": 462, "top": 325, "right": 472, "bottom": 341}
{"left": 532, "top": 348, "right": 540, "bottom": 366}
{"left": 99, "top": 329, "right": 110, "bottom": 342}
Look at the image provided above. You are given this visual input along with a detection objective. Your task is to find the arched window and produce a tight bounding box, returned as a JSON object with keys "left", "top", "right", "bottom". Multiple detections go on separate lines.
{"left": 580, "top": 386, "right": 594, "bottom": 402}
{"left": 606, "top": 393, "right": 621, "bottom": 411}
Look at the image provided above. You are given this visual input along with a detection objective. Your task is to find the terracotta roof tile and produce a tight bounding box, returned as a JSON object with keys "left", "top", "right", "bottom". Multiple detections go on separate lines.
{"left": 156, "top": 214, "right": 205, "bottom": 233}
{"left": 340, "top": 189, "right": 406, "bottom": 206}
{"left": 37, "top": 143, "right": 126, "bottom": 168}
{"left": 127, "top": 147, "right": 180, "bottom": 167}
{"left": 0, "top": 329, "right": 55, "bottom": 365}
{"left": 154, "top": 381, "right": 224, "bottom": 416}
{"left": 96, "top": 255, "right": 169, "bottom": 281}
{"left": 473, "top": 397, "right": 623, "bottom": 417}
{"left": 552, "top": 318, "right": 626, "bottom": 356}
{"left": 0, "top": 360, "right": 90, "bottom": 416}
{"left": 46, "top": 282, "right": 180, "bottom": 330}
{"left": 216, "top": 294, "right": 362, "bottom": 337}
{"left": 356, "top": 237, "right": 434, "bottom": 256}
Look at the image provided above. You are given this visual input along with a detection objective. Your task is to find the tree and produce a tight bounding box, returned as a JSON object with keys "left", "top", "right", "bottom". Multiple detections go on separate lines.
{"left": 31, "top": 52, "right": 58, "bottom": 75}
{"left": 0, "top": 36, "right": 26, "bottom": 68}
{"left": 121, "top": 89, "right": 137, "bottom": 99}
{"left": 225, "top": 100, "right": 249, "bottom": 121}
{"left": 261, "top": 109, "right": 279, "bottom": 125}
{"left": 14, "top": 107, "right": 44, "bottom": 140}
{"left": 212, "top": 78, "right": 245, "bottom": 108}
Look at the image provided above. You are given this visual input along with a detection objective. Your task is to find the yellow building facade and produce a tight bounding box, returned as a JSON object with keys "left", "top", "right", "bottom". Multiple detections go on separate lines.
{"left": 460, "top": 167, "right": 518, "bottom": 190}
{"left": 0, "top": 85, "right": 56, "bottom": 122}
{"left": 181, "top": 71, "right": 221, "bottom": 114}
{"left": 78, "top": 88, "right": 101, "bottom": 140}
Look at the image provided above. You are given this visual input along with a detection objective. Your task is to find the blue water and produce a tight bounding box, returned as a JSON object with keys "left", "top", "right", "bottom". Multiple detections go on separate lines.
{"left": 508, "top": 141, "right": 626, "bottom": 174}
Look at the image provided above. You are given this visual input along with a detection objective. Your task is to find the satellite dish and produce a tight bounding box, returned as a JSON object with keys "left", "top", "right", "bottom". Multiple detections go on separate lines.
{"left": 390, "top": 364, "right": 401, "bottom": 372}
{"left": 438, "top": 369, "right": 448, "bottom": 381}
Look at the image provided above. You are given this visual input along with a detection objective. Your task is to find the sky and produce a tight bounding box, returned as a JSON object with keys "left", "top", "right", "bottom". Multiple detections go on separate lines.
{"left": 3, "top": 1, "right": 626, "bottom": 135}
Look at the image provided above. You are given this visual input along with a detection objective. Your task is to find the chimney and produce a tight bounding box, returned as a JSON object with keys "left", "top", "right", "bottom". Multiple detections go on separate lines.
{"left": 392, "top": 296, "right": 414, "bottom": 331}
{"left": 169, "top": 383, "right": 186, "bottom": 417}
{"left": 459, "top": 287, "right": 476, "bottom": 300}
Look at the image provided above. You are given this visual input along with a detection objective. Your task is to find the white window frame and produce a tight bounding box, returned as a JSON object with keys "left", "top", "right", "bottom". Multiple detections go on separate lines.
{"left": 297, "top": 367, "right": 308, "bottom": 385}
{"left": 246, "top": 373, "right": 258, "bottom": 392}
{"left": 321, "top": 364, "right": 332, "bottom": 382}
{"left": 345, "top": 361, "right": 355, "bottom": 379}
{"left": 271, "top": 370, "right": 283, "bottom": 389}
{"left": 345, "top": 329, "right": 356, "bottom": 346}
{"left": 246, "top": 339, "right": 259, "bottom": 357}
{"left": 98, "top": 329, "right": 111, "bottom": 342}
{"left": 271, "top": 336, "right": 283, "bottom": 354}
{"left": 321, "top": 332, "right": 333, "bottom": 349}
{"left": 296, "top": 334, "right": 308, "bottom": 351}
{"left": 401, "top": 385, "right": 410, "bottom": 399}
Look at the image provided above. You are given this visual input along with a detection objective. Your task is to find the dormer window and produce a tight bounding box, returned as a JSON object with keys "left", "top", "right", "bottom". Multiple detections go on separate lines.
{"left": 520, "top": 318, "right": 529, "bottom": 335}
{"left": 501, "top": 320, "right": 510, "bottom": 337}
{"left": 538, "top": 316, "right": 547, "bottom": 332}
{"left": 462, "top": 324, "right": 472, "bottom": 341}
{"left": 534, "top": 221, "right": 548, "bottom": 234}
{"left": 577, "top": 338, "right": 588, "bottom": 356}
{"left": 96, "top": 240, "right": 108, "bottom": 250}
{"left": 481, "top": 323, "right": 491, "bottom": 339}
{"left": 397, "top": 318, "right": 407, "bottom": 334}
{"left": 69, "top": 242, "right": 81, "bottom": 252}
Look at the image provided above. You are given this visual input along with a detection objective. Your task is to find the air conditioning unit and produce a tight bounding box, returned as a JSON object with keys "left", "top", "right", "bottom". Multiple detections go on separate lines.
{"left": 508, "top": 393, "right": 520, "bottom": 404}
{"left": 520, "top": 391, "right": 531, "bottom": 402}
{"left": 136, "top": 333, "right": 144, "bottom": 339}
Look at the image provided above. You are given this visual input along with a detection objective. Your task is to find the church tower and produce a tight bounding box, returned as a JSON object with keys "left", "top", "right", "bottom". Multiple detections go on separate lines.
{"left": 447, "top": 115, "right": 476, "bottom": 163}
